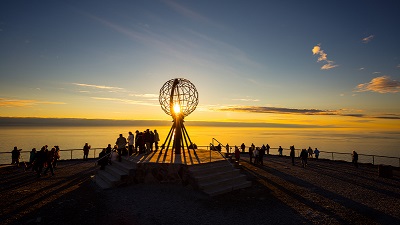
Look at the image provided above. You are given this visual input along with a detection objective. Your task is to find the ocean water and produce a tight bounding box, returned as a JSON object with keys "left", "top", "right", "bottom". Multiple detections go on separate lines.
{"left": 0, "top": 126, "right": 399, "bottom": 166}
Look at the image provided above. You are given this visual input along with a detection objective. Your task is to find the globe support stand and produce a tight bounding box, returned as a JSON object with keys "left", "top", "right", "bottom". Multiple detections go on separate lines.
{"left": 161, "top": 115, "right": 193, "bottom": 154}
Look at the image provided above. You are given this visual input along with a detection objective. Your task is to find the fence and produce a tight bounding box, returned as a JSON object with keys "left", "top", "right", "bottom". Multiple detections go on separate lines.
{"left": 1, "top": 146, "right": 399, "bottom": 168}
{"left": 0, "top": 148, "right": 103, "bottom": 165}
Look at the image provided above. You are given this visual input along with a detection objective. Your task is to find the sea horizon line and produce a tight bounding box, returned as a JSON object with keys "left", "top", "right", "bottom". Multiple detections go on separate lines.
{"left": 0, "top": 116, "right": 327, "bottom": 128}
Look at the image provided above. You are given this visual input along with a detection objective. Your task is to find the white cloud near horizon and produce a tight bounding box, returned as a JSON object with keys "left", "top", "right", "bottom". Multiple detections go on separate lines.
{"left": 91, "top": 97, "right": 158, "bottom": 106}
{"left": 312, "top": 44, "right": 338, "bottom": 70}
{"left": 355, "top": 76, "right": 400, "bottom": 93}
{"left": 214, "top": 105, "right": 400, "bottom": 119}
{"left": 362, "top": 35, "right": 374, "bottom": 43}
{"left": 72, "top": 83, "right": 124, "bottom": 90}
{"left": 232, "top": 98, "right": 260, "bottom": 102}
{"left": 0, "top": 98, "right": 66, "bottom": 107}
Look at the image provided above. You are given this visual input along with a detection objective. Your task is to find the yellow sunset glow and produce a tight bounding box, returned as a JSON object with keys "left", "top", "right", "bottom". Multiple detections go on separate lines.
{"left": 173, "top": 103, "right": 181, "bottom": 114}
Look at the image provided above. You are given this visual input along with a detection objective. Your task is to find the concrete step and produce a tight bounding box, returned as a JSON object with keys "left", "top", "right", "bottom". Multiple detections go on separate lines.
{"left": 189, "top": 162, "right": 233, "bottom": 176}
{"left": 198, "top": 174, "right": 248, "bottom": 190}
{"left": 189, "top": 160, "right": 229, "bottom": 170}
{"left": 105, "top": 165, "right": 128, "bottom": 180}
{"left": 204, "top": 180, "right": 252, "bottom": 196}
{"left": 195, "top": 169, "right": 241, "bottom": 184}
{"left": 95, "top": 175, "right": 112, "bottom": 190}
{"left": 97, "top": 170, "right": 121, "bottom": 187}
{"left": 111, "top": 160, "right": 136, "bottom": 176}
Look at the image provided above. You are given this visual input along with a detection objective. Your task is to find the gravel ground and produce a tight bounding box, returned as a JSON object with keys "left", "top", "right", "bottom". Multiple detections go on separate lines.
{"left": 0, "top": 156, "right": 399, "bottom": 225}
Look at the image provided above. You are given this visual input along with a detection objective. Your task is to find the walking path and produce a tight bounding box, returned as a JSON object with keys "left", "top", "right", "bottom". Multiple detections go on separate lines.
{"left": 0, "top": 154, "right": 399, "bottom": 225}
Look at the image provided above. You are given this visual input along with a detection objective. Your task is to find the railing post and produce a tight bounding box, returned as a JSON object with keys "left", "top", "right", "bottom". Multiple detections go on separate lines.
{"left": 331, "top": 152, "right": 334, "bottom": 160}
{"left": 70, "top": 150, "right": 72, "bottom": 160}
{"left": 372, "top": 155, "right": 375, "bottom": 165}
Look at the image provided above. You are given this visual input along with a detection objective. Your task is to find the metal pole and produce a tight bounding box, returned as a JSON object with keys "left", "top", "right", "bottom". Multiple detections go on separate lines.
{"left": 332, "top": 152, "right": 334, "bottom": 160}
{"left": 70, "top": 150, "right": 72, "bottom": 159}
{"left": 372, "top": 155, "right": 374, "bottom": 165}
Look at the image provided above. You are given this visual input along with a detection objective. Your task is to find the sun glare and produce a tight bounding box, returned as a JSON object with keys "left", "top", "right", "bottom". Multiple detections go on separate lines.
{"left": 173, "top": 103, "right": 181, "bottom": 114}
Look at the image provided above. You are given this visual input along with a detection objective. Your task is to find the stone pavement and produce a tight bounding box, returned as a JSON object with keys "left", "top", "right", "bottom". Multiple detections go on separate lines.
{"left": 1, "top": 154, "right": 399, "bottom": 225}
{"left": 129, "top": 148, "right": 226, "bottom": 165}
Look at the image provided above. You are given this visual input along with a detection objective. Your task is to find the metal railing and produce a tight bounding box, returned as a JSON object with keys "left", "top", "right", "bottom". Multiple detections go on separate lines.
{"left": 1, "top": 145, "right": 399, "bottom": 167}
{"left": 0, "top": 148, "right": 104, "bottom": 165}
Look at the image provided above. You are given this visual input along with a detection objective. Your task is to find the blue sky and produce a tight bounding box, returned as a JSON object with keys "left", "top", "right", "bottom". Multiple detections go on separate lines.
{"left": 0, "top": 0, "right": 399, "bottom": 129}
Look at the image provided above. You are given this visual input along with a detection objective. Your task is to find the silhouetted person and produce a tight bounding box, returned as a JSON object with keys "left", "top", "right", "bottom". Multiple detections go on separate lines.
{"left": 99, "top": 148, "right": 108, "bottom": 170}
{"left": 43, "top": 147, "right": 56, "bottom": 176}
{"left": 314, "top": 148, "right": 320, "bottom": 159}
{"left": 134, "top": 130, "right": 140, "bottom": 152}
{"left": 249, "top": 147, "right": 254, "bottom": 163}
{"left": 149, "top": 130, "right": 155, "bottom": 152}
{"left": 116, "top": 133, "right": 127, "bottom": 161}
{"left": 278, "top": 146, "right": 283, "bottom": 156}
{"left": 25, "top": 148, "right": 37, "bottom": 171}
{"left": 234, "top": 146, "right": 240, "bottom": 162}
{"left": 266, "top": 144, "right": 270, "bottom": 155}
{"left": 144, "top": 129, "right": 151, "bottom": 154}
{"left": 308, "top": 146, "right": 313, "bottom": 158}
{"left": 259, "top": 145, "right": 265, "bottom": 165}
{"left": 83, "top": 143, "right": 91, "bottom": 161}
{"left": 11, "top": 146, "right": 21, "bottom": 166}
{"left": 53, "top": 146, "right": 60, "bottom": 168}
{"left": 106, "top": 144, "right": 113, "bottom": 165}
{"left": 154, "top": 129, "right": 160, "bottom": 151}
{"left": 240, "top": 143, "right": 245, "bottom": 153}
{"left": 300, "top": 149, "right": 308, "bottom": 168}
{"left": 254, "top": 147, "right": 259, "bottom": 164}
{"left": 225, "top": 143, "right": 230, "bottom": 154}
{"left": 34, "top": 146, "right": 46, "bottom": 178}
{"left": 127, "top": 131, "right": 134, "bottom": 156}
{"left": 290, "top": 145, "right": 295, "bottom": 165}
{"left": 352, "top": 151, "right": 358, "bottom": 168}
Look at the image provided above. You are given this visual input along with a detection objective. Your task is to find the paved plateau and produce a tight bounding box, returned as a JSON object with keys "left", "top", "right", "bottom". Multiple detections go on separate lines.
{"left": 0, "top": 154, "right": 399, "bottom": 225}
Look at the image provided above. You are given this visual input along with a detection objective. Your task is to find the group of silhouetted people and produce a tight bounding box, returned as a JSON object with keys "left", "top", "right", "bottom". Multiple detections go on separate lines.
{"left": 230, "top": 143, "right": 359, "bottom": 169}
{"left": 11, "top": 145, "right": 60, "bottom": 178}
{"left": 88, "top": 129, "right": 161, "bottom": 170}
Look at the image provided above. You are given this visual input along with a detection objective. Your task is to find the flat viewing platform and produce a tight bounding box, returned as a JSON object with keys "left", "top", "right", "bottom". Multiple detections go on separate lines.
{"left": 1, "top": 154, "right": 399, "bottom": 225}
{"left": 127, "top": 148, "right": 226, "bottom": 165}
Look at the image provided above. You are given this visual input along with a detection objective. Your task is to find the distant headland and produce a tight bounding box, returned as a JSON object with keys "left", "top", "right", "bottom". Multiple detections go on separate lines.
{"left": 0, "top": 117, "right": 322, "bottom": 128}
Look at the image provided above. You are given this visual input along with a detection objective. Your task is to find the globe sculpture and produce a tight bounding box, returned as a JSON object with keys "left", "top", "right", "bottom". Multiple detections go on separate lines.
{"left": 159, "top": 78, "right": 199, "bottom": 154}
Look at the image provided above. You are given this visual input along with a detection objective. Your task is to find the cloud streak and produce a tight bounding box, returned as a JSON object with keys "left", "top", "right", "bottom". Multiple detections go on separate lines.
{"left": 91, "top": 97, "right": 158, "bottom": 106}
{"left": 214, "top": 106, "right": 400, "bottom": 120}
{"left": 72, "top": 83, "right": 124, "bottom": 90}
{"left": 355, "top": 76, "right": 400, "bottom": 93}
{"left": 0, "top": 98, "right": 65, "bottom": 107}
{"left": 312, "top": 44, "right": 338, "bottom": 70}
{"left": 217, "top": 106, "right": 337, "bottom": 115}
{"left": 362, "top": 35, "right": 374, "bottom": 43}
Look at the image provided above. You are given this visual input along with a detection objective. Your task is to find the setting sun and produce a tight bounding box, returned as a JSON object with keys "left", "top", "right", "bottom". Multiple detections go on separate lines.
{"left": 173, "top": 103, "right": 181, "bottom": 114}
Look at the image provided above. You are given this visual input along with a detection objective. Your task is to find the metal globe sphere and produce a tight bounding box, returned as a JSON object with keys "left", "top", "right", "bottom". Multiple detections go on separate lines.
{"left": 159, "top": 78, "right": 199, "bottom": 117}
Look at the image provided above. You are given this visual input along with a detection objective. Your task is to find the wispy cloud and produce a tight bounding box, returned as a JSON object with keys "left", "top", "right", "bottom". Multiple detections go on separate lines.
{"left": 0, "top": 98, "right": 65, "bottom": 107}
{"left": 162, "top": 0, "right": 220, "bottom": 28}
{"left": 214, "top": 105, "right": 400, "bottom": 120}
{"left": 72, "top": 83, "right": 124, "bottom": 90}
{"left": 355, "top": 76, "right": 400, "bottom": 93}
{"left": 362, "top": 35, "right": 374, "bottom": 43}
{"left": 130, "top": 94, "right": 159, "bottom": 98}
{"left": 216, "top": 106, "right": 337, "bottom": 115}
{"left": 372, "top": 72, "right": 381, "bottom": 74}
{"left": 359, "top": 67, "right": 365, "bottom": 70}
{"left": 232, "top": 98, "right": 260, "bottom": 102}
{"left": 312, "top": 44, "right": 338, "bottom": 70}
{"left": 91, "top": 97, "right": 158, "bottom": 106}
